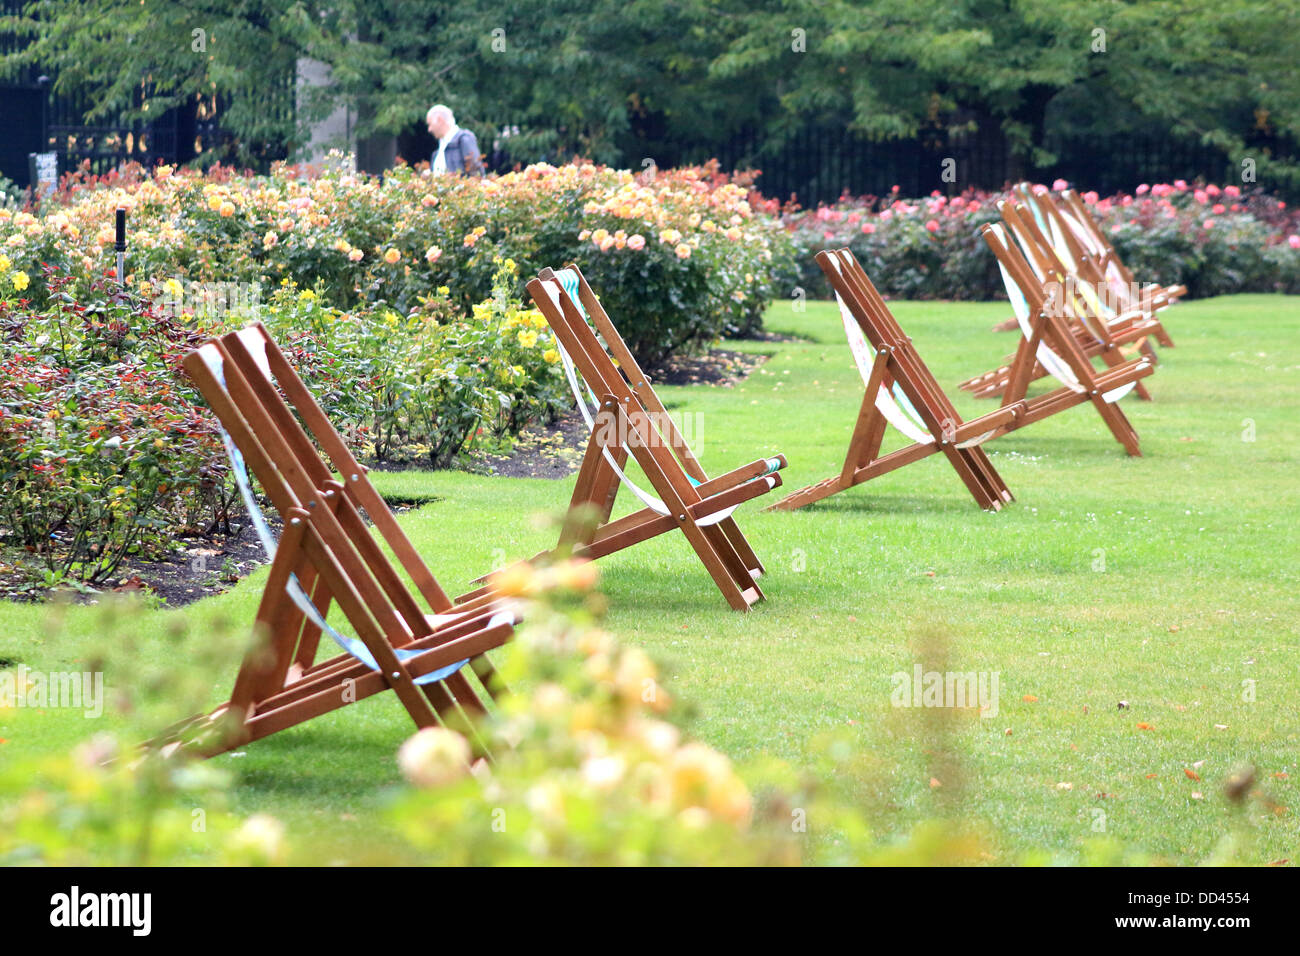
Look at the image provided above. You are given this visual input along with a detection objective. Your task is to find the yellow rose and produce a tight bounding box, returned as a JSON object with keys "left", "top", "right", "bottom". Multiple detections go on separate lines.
{"left": 543, "top": 348, "right": 560, "bottom": 365}
{"left": 11, "top": 271, "right": 29, "bottom": 291}
{"left": 0, "top": 254, "right": 9, "bottom": 273}
{"left": 397, "top": 727, "right": 471, "bottom": 787}
{"left": 384, "top": 248, "right": 401, "bottom": 264}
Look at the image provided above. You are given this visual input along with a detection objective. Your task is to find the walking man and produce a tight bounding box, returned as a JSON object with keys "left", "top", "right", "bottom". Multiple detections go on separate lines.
{"left": 426, "top": 105, "right": 484, "bottom": 177}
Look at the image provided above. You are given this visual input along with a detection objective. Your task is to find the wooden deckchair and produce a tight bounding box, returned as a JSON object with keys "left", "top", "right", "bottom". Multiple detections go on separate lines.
{"left": 978, "top": 222, "right": 1155, "bottom": 456}
{"left": 769, "top": 243, "right": 1155, "bottom": 511}
{"left": 1059, "top": 187, "right": 1184, "bottom": 340}
{"left": 958, "top": 197, "right": 1162, "bottom": 401}
{"left": 1019, "top": 185, "right": 1175, "bottom": 352}
{"left": 158, "top": 324, "right": 516, "bottom": 757}
{"left": 767, "top": 249, "right": 1018, "bottom": 512}
{"left": 461, "top": 264, "right": 787, "bottom": 612}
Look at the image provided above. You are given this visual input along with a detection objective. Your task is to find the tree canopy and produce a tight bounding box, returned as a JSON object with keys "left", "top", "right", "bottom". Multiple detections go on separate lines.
{"left": 3, "top": 0, "right": 1296, "bottom": 186}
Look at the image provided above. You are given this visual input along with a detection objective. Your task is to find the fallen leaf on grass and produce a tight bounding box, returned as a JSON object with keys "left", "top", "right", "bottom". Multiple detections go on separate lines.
{"left": 1022, "top": 694, "right": 1039, "bottom": 703}
{"left": 1137, "top": 722, "right": 1154, "bottom": 730}
{"left": 1185, "top": 768, "right": 1201, "bottom": 781}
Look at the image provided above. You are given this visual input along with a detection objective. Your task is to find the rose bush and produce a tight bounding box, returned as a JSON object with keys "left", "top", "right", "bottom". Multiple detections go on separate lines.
{"left": 785, "top": 181, "right": 1300, "bottom": 300}
{"left": 3, "top": 157, "right": 795, "bottom": 364}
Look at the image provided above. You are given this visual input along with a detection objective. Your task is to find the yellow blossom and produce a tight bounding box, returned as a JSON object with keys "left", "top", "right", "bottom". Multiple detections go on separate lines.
{"left": 11, "top": 271, "right": 29, "bottom": 291}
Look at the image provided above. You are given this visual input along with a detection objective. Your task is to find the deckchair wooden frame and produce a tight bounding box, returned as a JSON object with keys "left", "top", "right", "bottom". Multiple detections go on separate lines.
{"left": 1023, "top": 186, "right": 1175, "bottom": 351}
{"left": 462, "top": 264, "right": 786, "bottom": 611}
{"left": 977, "top": 224, "right": 1155, "bottom": 456}
{"left": 769, "top": 243, "right": 1155, "bottom": 511}
{"left": 769, "top": 248, "right": 1018, "bottom": 512}
{"left": 160, "top": 323, "right": 514, "bottom": 757}
{"left": 1059, "top": 187, "right": 1184, "bottom": 337}
{"left": 959, "top": 197, "right": 1161, "bottom": 402}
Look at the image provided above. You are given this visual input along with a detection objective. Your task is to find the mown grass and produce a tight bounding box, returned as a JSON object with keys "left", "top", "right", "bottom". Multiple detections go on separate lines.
{"left": 2, "top": 294, "right": 1297, "bottom": 864}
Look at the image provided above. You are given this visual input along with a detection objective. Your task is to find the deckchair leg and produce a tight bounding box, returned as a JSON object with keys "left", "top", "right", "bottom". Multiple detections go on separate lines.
{"left": 1092, "top": 396, "right": 1142, "bottom": 456}
{"left": 558, "top": 406, "right": 626, "bottom": 551}
{"left": 699, "top": 520, "right": 765, "bottom": 601}
{"left": 963, "top": 445, "right": 1014, "bottom": 504}
{"left": 715, "top": 516, "right": 765, "bottom": 578}
{"left": 232, "top": 509, "right": 312, "bottom": 712}
{"left": 678, "top": 518, "right": 757, "bottom": 611}
{"left": 291, "top": 564, "right": 330, "bottom": 674}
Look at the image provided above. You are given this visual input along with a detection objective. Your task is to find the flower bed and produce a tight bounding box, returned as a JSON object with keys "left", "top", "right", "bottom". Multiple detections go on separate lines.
{"left": 0, "top": 159, "right": 796, "bottom": 588}
{"left": 3, "top": 157, "right": 795, "bottom": 363}
{"left": 784, "top": 180, "right": 1300, "bottom": 300}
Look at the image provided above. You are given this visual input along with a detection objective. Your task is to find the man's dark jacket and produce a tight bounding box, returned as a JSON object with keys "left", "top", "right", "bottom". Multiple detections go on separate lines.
{"left": 433, "top": 129, "right": 484, "bottom": 177}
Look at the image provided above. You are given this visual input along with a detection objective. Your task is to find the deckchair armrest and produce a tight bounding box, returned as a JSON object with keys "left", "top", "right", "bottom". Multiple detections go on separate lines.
{"left": 690, "top": 471, "right": 783, "bottom": 521}
{"left": 692, "top": 454, "right": 787, "bottom": 498}
{"left": 954, "top": 402, "right": 1024, "bottom": 443}
{"left": 1093, "top": 358, "right": 1155, "bottom": 392}
{"left": 1110, "top": 308, "right": 1150, "bottom": 326}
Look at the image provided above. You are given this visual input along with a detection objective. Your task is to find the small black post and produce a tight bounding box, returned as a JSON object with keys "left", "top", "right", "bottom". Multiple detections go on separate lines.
{"left": 115, "top": 207, "right": 127, "bottom": 285}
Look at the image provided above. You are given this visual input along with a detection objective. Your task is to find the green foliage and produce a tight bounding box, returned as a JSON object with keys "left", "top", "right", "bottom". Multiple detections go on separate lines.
{"left": 7, "top": 1, "right": 1295, "bottom": 184}
{"left": 0, "top": 269, "right": 226, "bottom": 586}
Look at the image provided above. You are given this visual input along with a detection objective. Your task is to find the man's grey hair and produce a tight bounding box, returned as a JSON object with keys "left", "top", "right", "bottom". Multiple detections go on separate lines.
{"left": 426, "top": 104, "right": 455, "bottom": 125}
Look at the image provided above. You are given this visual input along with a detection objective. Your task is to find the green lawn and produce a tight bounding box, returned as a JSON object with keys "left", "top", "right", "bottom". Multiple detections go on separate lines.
{"left": 3, "top": 294, "right": 1298, "bottom": 864}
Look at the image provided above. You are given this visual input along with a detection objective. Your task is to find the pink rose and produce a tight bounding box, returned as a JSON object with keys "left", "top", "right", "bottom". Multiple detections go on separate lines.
{"left": 1212, "top": 204, "right": 1226, "bottom": 214}
{"left": 925, "top": 219, "right": 940, "bottom": 233}
{"left": 1136, "top": 184, "right": 1150, "bottom": 195}
{"left": 1224, "top": 185, "right": 1240, "bottom": 198}
{"left": 1052, "top": 178, "right": 1068, "bottom": 191}
{"left": 1194, "top": 189, "right": 1208, "bottom": 204}
{"left": 1289, "top": 235, "right": 1300, "bottom": 249}
{"left": 1082, "top": 191, "right": 1099, "bottom": 204}
{"left": 627, "top": 233, "right": 645, "bottom": 251}
{"left": 861, "top": 223, "right": 876, "bottom": 234}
